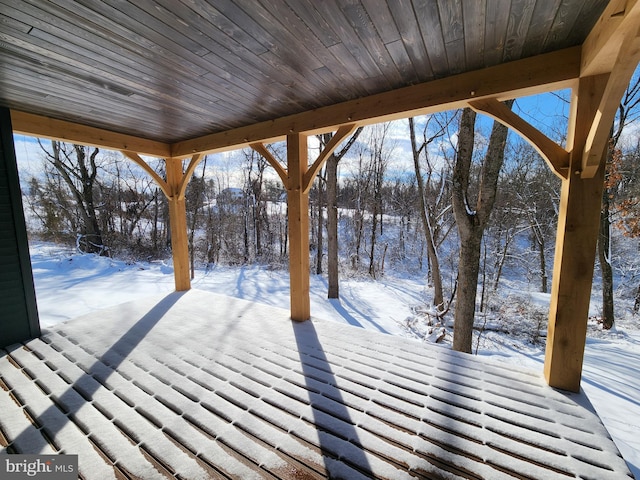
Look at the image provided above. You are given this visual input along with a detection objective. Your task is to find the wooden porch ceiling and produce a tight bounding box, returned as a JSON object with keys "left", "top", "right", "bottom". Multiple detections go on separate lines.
{"left": 0, "top": 0, "right": 613, "bottom": 158}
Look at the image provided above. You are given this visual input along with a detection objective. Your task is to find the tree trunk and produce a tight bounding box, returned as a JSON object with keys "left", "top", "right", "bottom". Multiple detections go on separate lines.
{"left": 453, "top": 234, "right": 483, "bottom": 351}
{"left": 369, "top": 198, "right": 378, "bottom": 277}
{"left": 409, "top": 118, "right": 444, "bottom": 311}
{"left": 152, "top": 188, "right": 159, "bottom": 251}
{"left": 353, "top": 205, "right": 364, "bottom": 270}
{"left": 75, "top": 145, "right": 104, "bottom": 254}
{"left": 46, "top": 142, "right": 106, "bottom": 255}
{"left": 531, "top": 222, "right": 548, "bottom": 293}
{"left": 492, "top": 226, "right": 515, "bottom": 291}
{"left": 319, "top": 127, "right": 362, "bottom": 285}
{"left": 316, "top": 176, "right": 324, "bottom": 275}
{"left": 538, "top": 231, "right": 548, "bottom": 293}
{"left": 451, "top": 103, "right": 512, "bottom": 353}
{"left": 599, "top": 186, "right": 615, "bottom": 329}
{"left": 326, "top": 154, "right": 340, "bottom": 298}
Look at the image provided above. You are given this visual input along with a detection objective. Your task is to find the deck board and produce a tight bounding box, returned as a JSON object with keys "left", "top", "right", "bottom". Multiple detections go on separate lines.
{"left": 0, "top": 290, "right": 633, "bottom": 479}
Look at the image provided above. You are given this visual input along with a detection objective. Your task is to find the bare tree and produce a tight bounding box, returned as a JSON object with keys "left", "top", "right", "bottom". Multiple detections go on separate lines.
{"left": 39, "top": 141, "right": 106, "bottom": 255}
{"left": 310, "top": 167, "right": 326, "bottom": 275}
{"left": 186, "top": 158, "right": 207, "bottom": 279}
{"left": 451, "top": 103, "right": 513, "bottom": 353}
{"left": 491, "top": 141, "right": 560, "bottom": 292}
{"left": 409, "top": 114, "right": 453, "bottom": 312}
{"left": 317, "top": 127, "right": 363, "bottom": 297}
{"left": 367, "top": 124, "right": 392, "bottom": 278}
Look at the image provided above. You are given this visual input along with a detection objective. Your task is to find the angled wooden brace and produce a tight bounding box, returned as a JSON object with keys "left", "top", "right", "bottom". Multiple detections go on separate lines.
{"left": 468, "top": 98, "right": 570, "bottom": 179}
{"left": 580, "top": 0, "right": 640, "bottom": 177}
{"left": 250, "top": 142, "right": 290, "bottom": 189}
{"left": 302, "top": 124, "right": 358, "bottom": 193}
{"left": 121, "top": 151, "right": 203, "bottom": 291}
{"left": 121, "top": 151, "right": 171, "bottom": 198}
{"left": 250, "top": 124, "right": 358, "bottom": 321}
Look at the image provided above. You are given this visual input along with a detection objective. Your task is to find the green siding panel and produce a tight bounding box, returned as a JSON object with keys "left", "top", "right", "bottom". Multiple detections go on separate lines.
{"left": 0, "top": 107, "right": 40, "bottom": 347}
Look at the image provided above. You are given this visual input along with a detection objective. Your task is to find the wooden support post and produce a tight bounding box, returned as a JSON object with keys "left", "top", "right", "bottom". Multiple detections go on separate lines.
{"left": 544, "top": 76, "right": 608, "bottom": 392}
{"left": 287, "top": 133, "right": 310, "bottom": 321}
{"left": 166, "top": 157, "right": 191, "bottom": 291}
{"left": 253, "top": 125, "right": 354, "bottom": 321}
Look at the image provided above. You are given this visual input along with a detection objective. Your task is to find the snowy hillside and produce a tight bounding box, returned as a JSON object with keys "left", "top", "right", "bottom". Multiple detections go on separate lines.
{"left": 28, "top": 242, "right": 640, "bottom": 477}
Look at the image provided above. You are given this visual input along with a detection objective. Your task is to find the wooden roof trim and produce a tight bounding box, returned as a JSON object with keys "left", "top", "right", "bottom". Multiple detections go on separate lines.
{"left": 10, "top": 111, "right": 171, "bottom": 158}
{"left": 171, "top": 47, "right": 582, "bottom": 159}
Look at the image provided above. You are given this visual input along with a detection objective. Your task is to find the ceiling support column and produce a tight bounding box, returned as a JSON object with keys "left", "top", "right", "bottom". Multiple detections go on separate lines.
{"left": 252, "top": 125, "right": 356, "bottom": 322}
{"left": 544, "top": 75, "right": 608, "bottom": 392}
{"left": 122, "top": 152, "right": 202, "bottom": 292}
{"left": 166, "top": 157, "right": 191, "bottom": 291}
{"left": 287, "top": 133, "right": 311, "bottom": 321}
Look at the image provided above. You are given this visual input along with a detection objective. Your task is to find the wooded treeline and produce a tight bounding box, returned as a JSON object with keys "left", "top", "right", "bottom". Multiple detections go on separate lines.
{"left": 23, "top": 92, "right": 640, "bottom": 348}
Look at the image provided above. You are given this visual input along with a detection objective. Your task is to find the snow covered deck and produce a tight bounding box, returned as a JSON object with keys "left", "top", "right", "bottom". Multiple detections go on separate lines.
{"left": 0, "top": 290, "right": 632, "bottom": 479}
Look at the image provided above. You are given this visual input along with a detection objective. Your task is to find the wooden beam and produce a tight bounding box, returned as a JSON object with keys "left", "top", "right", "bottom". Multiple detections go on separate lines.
{"left": 121, "top": 151, "right": 171, "bottom": 198}
{"left": 581, "top": 0, "right": 640, "bottom": 77}
{"left": 544, "top": 75, "right": 609, "bottom": 392}
{"left": 171, "top": 47, "right": 581, "bottom": 158}
{"left": 302, "top": 124, "right": 358, "bottom": 194}
{"left": 10, "top": 111, "right": 171, "bottom": 158}
{"left": 286, "top": 133, "right": 310, "bottom": 321}
{"left": 166, "top": 158, "right": 190, "bottom": 292}
{"left": 469, "top": 98, "right": 570, "bottom": 179}
{"left": 579, "top": 0, "right": 640, "bottom": 177}
{"left": 581, "top": 42, "right": 640, "bottom": 176}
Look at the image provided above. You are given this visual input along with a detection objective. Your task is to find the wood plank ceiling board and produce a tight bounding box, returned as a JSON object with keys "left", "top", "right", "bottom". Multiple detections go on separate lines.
{"left": 462, "top": 0, "right": 487, "bottom": 71}
{"left": 415, "top": 0, "right": 450, "bottom": 77}
{"left": 436, "top": 0, "right": 464, "bottom": 74}
{"left": 519, "top": 0, "right": 563, "bottom": 58}
{"left": 502, "top": 0, "right": 538, "bottom": 62}
{"left": 0, "top": 0, "right": 610, "bottom": 149}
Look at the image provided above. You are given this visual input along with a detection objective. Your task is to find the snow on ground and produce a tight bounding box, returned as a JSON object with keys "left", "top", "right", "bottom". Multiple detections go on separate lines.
{"left": 28, "top": 242, "right": 640, "bottom": 478}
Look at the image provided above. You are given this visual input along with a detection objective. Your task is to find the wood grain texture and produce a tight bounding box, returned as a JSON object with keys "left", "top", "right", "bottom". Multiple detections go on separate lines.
{"left": 0, "top": 0, "right": 608, "bottom": 146}
{"left": 544, "top": 75, "right": 608, "bottom": 392}
{"left": 166, "top": 158, "right": 191, "bottom": 291}
{"left": 286, "top": 134, "right": 310, "bottom": 321}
